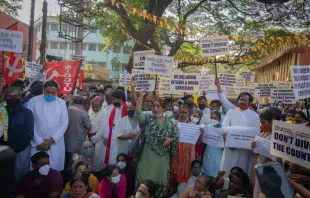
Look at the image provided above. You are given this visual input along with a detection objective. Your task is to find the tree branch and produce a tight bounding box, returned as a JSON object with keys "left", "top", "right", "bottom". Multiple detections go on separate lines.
{"left": 183, "top": 0, "right": 208, "bottom": 22}
{"left": 226, "top": 0, "right": 260, "bottom": 16}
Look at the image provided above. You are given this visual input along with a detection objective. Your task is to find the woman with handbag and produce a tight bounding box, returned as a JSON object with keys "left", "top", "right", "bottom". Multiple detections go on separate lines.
{"left": 134, "top": 90, "right": 178, "bottom": 198}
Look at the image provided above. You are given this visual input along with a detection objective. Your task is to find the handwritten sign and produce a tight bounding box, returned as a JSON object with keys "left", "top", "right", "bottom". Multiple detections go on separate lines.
{"left": 206, "top": 85, "right": 227, "bottom": 100}
{"left": 290, "top": 66, "right": 310, "bottom": 100}
{"left": 119, "top": 73, "right": 131, "bottom": 86}
{"left": 253, "top": 83, "right": 278, "bottom": 98}
{"left": 178, "top": 122, "right": 201, "bottom": 145}
{"left": 235, "top": 77, "right": 246, "bottom": 87}
{"left": 226, "top": 86, "right": 255, "bottom": 99}
{"left": 0, "top": 29, "right": 23, "bottom": 53}
{"left": 200, "top": 36, "right": 229, "bottom": 56}
{"left": 254, "top": 136, "right": 276, "bottom": 161}
{"left": 199, "top": 75, "right": 214, "bottom": 94}
{"left": 270, "top": 89, "right": 296, "bottom": 104}
{"left": 271, "top": 120, "right": 310, "bottom": 169}
{"left": 158, "top": 76, "right": 174, "bottom": 95}
{"left": 25, "top": 61, "right": 43, "bottom": 78}
{"left": 225, "top": 126, "right": 260, "bottom": 149}
{"left": 132, "top": 69, "right": 155, "bottom": 91}
{"left": 144, "top": 54, "right": 173, "bottom": 76}
{"left": 202, "top": 126, "right": 225, "bottom": 148}
{"left": 133, "top": 50, "right": 155, "bottom": 69}
{"left": 170, "top": 73, "right": 200, "bottom": 94}
{"left": 217, "top": 73, "right": 237, "bottom": 86}
{"left": 271, "top": 81, "right": 293, "bottom": 88}
{"left": 239, "top": 71, "right": 256, "bottom": 83}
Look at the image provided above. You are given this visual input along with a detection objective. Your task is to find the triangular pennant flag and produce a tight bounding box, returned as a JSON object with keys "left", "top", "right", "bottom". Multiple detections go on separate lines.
{"left": 133, "top": 8, "right": 137, "bottom": 15}
{"left": 111, "top": 0, "right": 116, "bottom": 5}
{"left": 153, "top": 15, "right": 157, "bottom": 24}
{"left": 137, "top": 9, "right": 141, "bottom": 16}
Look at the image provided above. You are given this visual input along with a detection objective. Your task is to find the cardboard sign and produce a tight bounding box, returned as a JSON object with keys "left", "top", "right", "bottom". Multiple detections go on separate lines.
{"left": 200, "top": 36, "right": 230, "bottom": 56}
{"left": 132, "top": 69, "right": 155, "bottom": 91}
{"left": 25, "top": 61, "right": 43, "bottom": 79}
{"left": 133, "top": 50, "right": 155, "bottom": 69}
{"left": 170, "top": 73, "right": 200, "bottom": 94}
{"left": 119, "top": 73, "right": 131, "bottom": 86}
{"left": 271, "top": 81, "right": 293, "bottom": 88}
{"left": 235, "top": 77, "right": 246, "bottom": 87}
{"left": 202, "top": 126, "right": 225, "bottom": 148}
{"left": 206, "top": 85, "right": 227, "bottom": 100}
{"left": 239, "top": 71, "right": 256, "bottom": 83}
{"left": 290, "top": 66, "right": 310, "bottom": 100}
{"left": 158, "top": 76, "right": 174, "bottom": 95}
{"left": 226, "top": 86, "right": 255, "bottom": 99}
{"left": 199, "top": 75, "right": 214, "bottom": 94}
{"left": 271, "top": 120, "right": 310, "bottom": 169}
{"left": 144, "top": 54, "right": 173, "bottom": 76}
{"left": 254, "top": 136, "right": 277, "bottom": 161}
{"left": 178, "top": 122, "right": 201, "bottom": 145}
{"left": 225, "top": 126, "right": 260, "bottom": 149}
{"left": 217, "top": 73, "right": 237, "bottom": 86}
{"left": 0, "top": 29, "right": 23, "bottom": 53}
{"left": 270, "top": 89, "right": 296, "bottom": 104}
{"left": 253, "top": 83, "right": 278, "bottom": 98}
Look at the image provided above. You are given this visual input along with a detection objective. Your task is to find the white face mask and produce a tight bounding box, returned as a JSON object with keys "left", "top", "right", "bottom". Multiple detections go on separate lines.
{"left": 111, "top": 174, "right": 121, "bottom": 184}
{"left": 165, "top": 111, "right": 173, "bottom": 117}
{"left": 152, "top": 112, "right": 163, "bottom": 118}
{"left": 211, "top": 119, "right": 220, "bottom": 126}
{"left": 173, "top": 106, "right": 179, "bottom": 112}
{"left": 39, "top": 164, "right": 50, "bottom": 176}
{"left": 191, "top": 116, "right": 199, "bottom": 124}
{"left": 117, "top": 162, "right": 127, "bottom": 169}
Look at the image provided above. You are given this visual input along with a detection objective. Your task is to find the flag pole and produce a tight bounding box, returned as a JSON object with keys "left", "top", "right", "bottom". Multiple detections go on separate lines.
{"left": 1, "top": 51, "right": 4, "bottom": 75}
{"left": 71, "top": 60, "right": 82, "bottom": 95}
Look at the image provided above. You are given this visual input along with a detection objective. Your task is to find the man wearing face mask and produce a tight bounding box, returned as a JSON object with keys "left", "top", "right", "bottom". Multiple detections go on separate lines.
{"left": 15, "top": 152, "right": 63, "bottom": 198}
{"left": 184, "top": 95, "right": 196, "bottom": 112}
{"left": 0, "top": 86, "right": 34, "bottom": 183}
{"left": 197, "top": 96, "right": 210, "bottom": 115}
{"left": 27, "top": 80, "right": 69, "bottom": 171}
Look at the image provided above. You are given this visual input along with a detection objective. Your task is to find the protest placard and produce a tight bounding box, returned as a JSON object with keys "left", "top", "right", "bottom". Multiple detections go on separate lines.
{"left": 217, "top": 73, "right": 237, "bottom": 86}
{"left": 270, "top": 89, "right": 296, "bottom": 104}
{"left": 178, "top": 122, "right": 201, "bottom": 145}
{"left": 144, "top": 54, "right": 173, "bottom": 76}
{"left": 119, "top": 73, "right": 132, "bottom": 86}
{"left": 133, "top": 50, "right": 155, "bottom": 69}
{"left": 170, "top": 73, "right": 200, "bottom": 94}
{"left": 132, "top": 69, "right": 156, "bottom": 91}
{"left": 70, "top": 55, "right": 86, "bottom": 61}
{"left": 25, "top": 61, "right": 43, "bottom": 78}
{"left": 225, "top": 126, "right": 260, "bottom": 149}
{"left": 239, "top": 71, "right": 256, "bottom": 83}
{"left": 206, "top": 85, "right": 227, "bottom": 100}
{"left": 200, "top": 36, "right": 230, "bottom": 56}
{"left": 202, "top": 126, "right": 225, "bottom": 148}
{"left": 271, "top": 120, "right": 310, "bottom": 169}
{"left": 0, "top": 29, "right": 23, "bottom": 53}
{"left": 254, "top": 136, "right": 277, "bottom": 161}
{"left": 253, "top": 83, "right": 278, "bottom": 98}
{"left": 271, "top": 81, "right": 293, "bottom": 88}
{"left": 235, "top": 77, "right": 246, "bottom": 87}
{"left": 158, "top": 76, "right": 174, "bottom": 95}
{"left": 290, "top": 66, "right": 310, "bottom": 100}
{"left": 199, "top": 75, "right": 214, "bottom": 94}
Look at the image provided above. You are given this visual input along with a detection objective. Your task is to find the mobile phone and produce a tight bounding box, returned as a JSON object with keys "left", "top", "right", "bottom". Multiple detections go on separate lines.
{"left": 255, "top": 162, "right": 293, "bottom": 198}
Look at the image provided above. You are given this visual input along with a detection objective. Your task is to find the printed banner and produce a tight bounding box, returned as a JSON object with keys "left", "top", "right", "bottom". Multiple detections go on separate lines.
{"left": 270, "top": 89, "right": 296, "bottom": 104}
{"left": 199, "top": 75, "right": 214, "bottom": 94}
{"left": 225, "top": 126, "right": 260, "bottom": 149}
{"left": 132, "top": 69, "right": 155, "bottom": 91}
{"left": 144, "top": 54, "right": 173, "bottom": 76}
{"left": 271, "top": 120, "right": 310, "bottom": 169}
{"left": 254, "top": 135, "right": 277, "bottom": 161}
{"left": 239, "top": 71, "right": 256, "bottom": 83}
{"left": 25, "top": 61, "right": 42, "bottom": 79}
{"left": 291, "top": 66, "right": 310, "bottom": 100}
{"left": 133, "top": 50, "right": 155, "bottom": 69}
{"left": 0, "top": 29, "right": 23, "bottom": 53}
{"left": 217, "top": 73, "right": 237, "bottom": 86}
{"left": 170, "top": 73, "right": 200, "bottom": 94}
{"left": 202, "top": 126, "right": 225, "bottom": 148}
{"left": 70, "top": 55, "right": 86, "bottom": 61}
{"left": 206, "top": 85, "right": 227, "bottom": 100}
{"left": 200, "top": 36, "right": 230, "bottom": 56}
{"left": 44, "top": 61, "right": 80, "bottom": 94}
{"left": 178, "top": 122, "right": 201, "bottom": 145}
{"left": 253, "top": 83, "right": 278, "bottom": 98}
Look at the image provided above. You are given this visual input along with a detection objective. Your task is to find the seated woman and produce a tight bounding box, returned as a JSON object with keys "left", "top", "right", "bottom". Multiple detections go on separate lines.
{"left": 180, "top": 175, "right": 212, "bottom": 198}
{"left": 116, "top": 153, "right": 135, "bottom": 197}
{"left": 60, "top": 161, "right": 99, "bottom": 197}
{"left": 134, "top": 179, "right": 157, "bottom": 198}
{"left": 62, "top": 172, "right": 99, "bottom": 198}
{"left": 99, "top": 165, "right": 126, "bottom": 198}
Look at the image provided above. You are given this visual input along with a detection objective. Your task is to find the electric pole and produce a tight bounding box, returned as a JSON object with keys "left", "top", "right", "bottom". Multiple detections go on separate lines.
{"left": 27, "top": 0, "right": 35, "bottom": 62}
{"left": 40, "top": 0, "right": 48, "bottom": 65}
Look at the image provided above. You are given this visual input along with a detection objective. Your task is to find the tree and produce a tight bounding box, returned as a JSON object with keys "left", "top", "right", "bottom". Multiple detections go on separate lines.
{"left": 0, "top": 0, "right": 23, "bottom": 17}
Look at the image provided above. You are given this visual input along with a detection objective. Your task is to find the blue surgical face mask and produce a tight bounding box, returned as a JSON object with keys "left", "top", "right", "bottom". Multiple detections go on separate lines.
{"left": 223, "top": 109, "right": 229, "bottom": 114}
{"left": 127, "top": 109, "right": 135, "bottom": 117}
{"left": 43, "top": 94, "right": 56, "bottom": 102}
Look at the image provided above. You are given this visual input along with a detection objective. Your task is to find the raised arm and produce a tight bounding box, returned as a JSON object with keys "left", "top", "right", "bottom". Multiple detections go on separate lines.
{"left": 135, "top": 90, "right": 147, "bottom": 125}
{"left": 130, "top": 77, "right": 137, "bottom": 107}
{"left": 215, "top": 78, "right": 234, "bottom": 110}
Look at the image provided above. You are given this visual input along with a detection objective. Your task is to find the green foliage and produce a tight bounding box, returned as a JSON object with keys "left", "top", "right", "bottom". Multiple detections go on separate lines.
{"left": 0, "top": 0, "right": 23, "bottom": 17}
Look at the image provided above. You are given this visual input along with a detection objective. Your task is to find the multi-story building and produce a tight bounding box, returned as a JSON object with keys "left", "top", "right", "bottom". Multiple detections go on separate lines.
{"left": 34, "top": 15, "right": 132, "bottom": 80}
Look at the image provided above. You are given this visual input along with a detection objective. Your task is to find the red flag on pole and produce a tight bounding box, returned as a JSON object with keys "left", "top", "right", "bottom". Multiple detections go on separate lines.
{"left": 44, "top": 61, "right": 80, "bottom": 95}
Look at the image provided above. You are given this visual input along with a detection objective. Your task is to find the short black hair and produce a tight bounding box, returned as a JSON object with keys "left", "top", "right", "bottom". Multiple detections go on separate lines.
{"left": 184, "top": 95, "right": 194, "bottom": 102}
{"left": 211, "top": 100, "right": 222, "bottom": 107}
{"left": 231, "top": 166, "right": 244, "bottom": 173}
{"left": 191, "top": 160, "right": 202, "bottom": 168}
{"left": 141, "top": 179, "right": 157, "bottom": 196}
{"left": 70, "top": 172, "right": 89, "bottom": 189}
{"left": 103, "top": 165, "right": 118, "bottom": 178}
{"left": 75, "top": 161, "right": 89, "bottom": 172}
{"left": 115, "top": 86, "right": 125, "bottom": 92}
{"left": 296, "top": 110, "right": 308, "bottom": 121}
{"left": 103, "top": 85, "right": 113, "bottom": 92}
{"left": 211, "top": 111, "right": 222, "bottom": 121}
{"left": 233, "top": 171, "right": 250, "bottom": 190}
{"left": 31, "top": 152, "right": 49, "bottom": 164}
{"left": 111, "top": 90, "right": 126, "bottom": 102}
{"left": 116, "top": 153, "right": 128, "bottom": 161}
{"left": 260, "top": 107, "right": 282, "bottom": 122}
{"left": 237, "top": 92, "right": 254, "bottom": 103}
{"left": 44, "top": 80, "right": 59, "bottom": 89}
{"left": 197, "top": 96, "right": 206, "bottom": 102}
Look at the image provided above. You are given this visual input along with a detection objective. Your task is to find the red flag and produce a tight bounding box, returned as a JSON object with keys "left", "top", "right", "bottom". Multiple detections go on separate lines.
{"left": 45, "top": 61, "right": 80, "bottom": 95}
{"left": 76, "top": 70, "right": 84, "bottom": 89}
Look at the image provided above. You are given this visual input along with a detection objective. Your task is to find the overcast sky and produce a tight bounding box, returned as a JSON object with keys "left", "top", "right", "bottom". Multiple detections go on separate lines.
{"left": 17, "top": 0, "right": 59, "bottom": 24}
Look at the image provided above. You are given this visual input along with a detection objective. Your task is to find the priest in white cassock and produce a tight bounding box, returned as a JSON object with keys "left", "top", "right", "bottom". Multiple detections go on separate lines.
{"left": 27, "top": 80, "right": 68, "bottom": 171}
{"left": 104, "top": 90, "right": 128, "bottom": 165}
{"left": 215, "top": 79, "right": 260, "bottom": 178}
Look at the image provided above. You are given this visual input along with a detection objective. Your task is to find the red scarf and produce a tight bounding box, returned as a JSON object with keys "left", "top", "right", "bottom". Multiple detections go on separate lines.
{"left": 104, "top": 103, "right": 128, "bottom": 165}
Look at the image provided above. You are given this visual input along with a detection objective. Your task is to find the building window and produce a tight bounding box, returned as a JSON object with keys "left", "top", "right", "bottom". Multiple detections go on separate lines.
{"left": 90, "top": 29, "right": 97, "bottom": 33}
{"left": 98, "top": 44, "right": 104, "bottom": 52}
{"left": 51, "top": 23, "right": 59, "bottom": 31}
{"left": 51, "top": 42, "right": 58, "bottom": 49}
{"left": 121, "top": 64, "right": 126, "bottom": 71}
{"left": 123, "top": 46, "right": 131, "bottom": 54}
{"left": 112, "top": 64, "right": 120, "bottom": 71}
{"left": 83, "top": 43, "right": 87, "bottom": 51}
{"left": 112, "top": 46, "right": 120, "bottom": 53}
{"left": 88, "top": 44, "right": 96, "bottom": 51}
{"left": 60, "top": 42, "right": 67, "bottom": 49}
{"left": 97, "top": 62, "right": 106, "bottom": 68}
{"left": 69, "top": 43, "right": 76, "bottom": 50}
